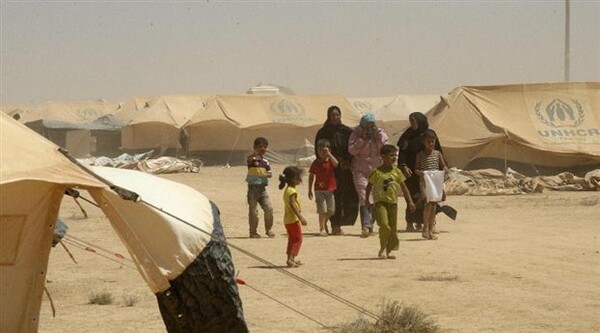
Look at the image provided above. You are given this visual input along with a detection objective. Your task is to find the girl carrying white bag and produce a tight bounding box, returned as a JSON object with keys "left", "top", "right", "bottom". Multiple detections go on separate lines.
{"left": 415, "top": 130, "right": 449, "bottom": 240}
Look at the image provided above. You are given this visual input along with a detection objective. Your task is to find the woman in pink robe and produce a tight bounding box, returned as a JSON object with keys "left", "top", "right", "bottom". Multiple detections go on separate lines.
{"left": 348, "top": 112, "right": 388, "bottom": 237}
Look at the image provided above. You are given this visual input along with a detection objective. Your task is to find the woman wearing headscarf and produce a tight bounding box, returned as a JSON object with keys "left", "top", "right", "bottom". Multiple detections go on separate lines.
{"left": 397, "top": 112, "right": 443, "bottom": 231}
{"left": 348, "top": 112, "right": 388, "bottom": 237}
{"left": 314, "top": 105, "right": 359, "bottom": 235}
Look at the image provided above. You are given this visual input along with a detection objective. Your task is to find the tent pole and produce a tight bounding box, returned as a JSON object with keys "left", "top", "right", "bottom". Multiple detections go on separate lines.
{"left": 226, "top": 128, "right": 242, "bottom": 167}
{"left": 564, "top": 0, "right": 570, "bottom": 82}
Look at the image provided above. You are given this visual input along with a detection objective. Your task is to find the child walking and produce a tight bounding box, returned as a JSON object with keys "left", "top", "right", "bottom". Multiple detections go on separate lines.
{"left": 308, "top": 139, "right": 339, "bottom": 236}
{"left": 366, "top": 144, "right": 415, "bottom": 259}
{"left": 279, "top": 166, "right": 308, "bottom": 268}
{"left": 415, "top": 130, "right": 449, "bottom": 240}
{"left": 246, "top": 137, "right": 275, "bottom": 238}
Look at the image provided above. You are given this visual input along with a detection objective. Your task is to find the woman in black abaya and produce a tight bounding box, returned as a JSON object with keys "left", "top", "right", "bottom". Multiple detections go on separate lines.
{"left": 397, "top": 112, "right": 443, "bottom": 231}
{"left": 314, "top": 105, "right": 359, "bottom": 235}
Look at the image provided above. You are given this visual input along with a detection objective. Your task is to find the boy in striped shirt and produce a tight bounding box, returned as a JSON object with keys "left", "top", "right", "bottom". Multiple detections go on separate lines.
{"left": 246, "top": 137, "right": 275, "bottom": 238}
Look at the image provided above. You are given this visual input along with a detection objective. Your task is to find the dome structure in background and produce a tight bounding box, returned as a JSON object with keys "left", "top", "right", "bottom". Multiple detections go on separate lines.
{"left": 246, "top": 83, "right": 296, "bottom": 95}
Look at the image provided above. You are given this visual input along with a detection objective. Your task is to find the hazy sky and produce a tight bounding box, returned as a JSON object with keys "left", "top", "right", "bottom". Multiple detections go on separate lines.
{"left": 1, "top": 1, "right": 599, "bottom": 104}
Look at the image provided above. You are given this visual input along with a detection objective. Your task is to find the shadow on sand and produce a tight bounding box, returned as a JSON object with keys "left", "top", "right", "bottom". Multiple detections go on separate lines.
{"left": 248, "top": 265, "right": 292, "bottom": 269}
{"left": 337, "top": 257, "right": 387, "bottom": 261}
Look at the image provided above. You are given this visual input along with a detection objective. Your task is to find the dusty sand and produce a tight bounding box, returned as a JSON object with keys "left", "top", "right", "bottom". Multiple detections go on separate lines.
{"left": 39, "top": 165, "right": 600, "bottom": 333}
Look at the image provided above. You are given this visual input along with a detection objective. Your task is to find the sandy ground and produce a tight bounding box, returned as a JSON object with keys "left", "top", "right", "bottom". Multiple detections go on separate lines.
{"left": 39, "top": 165, "right": 600, "bottom": 333}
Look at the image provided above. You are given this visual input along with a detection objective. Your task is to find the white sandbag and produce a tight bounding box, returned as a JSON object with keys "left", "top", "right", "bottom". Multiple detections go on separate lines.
{"left": 423, "top": 170, "right": 445, "bottom": 202}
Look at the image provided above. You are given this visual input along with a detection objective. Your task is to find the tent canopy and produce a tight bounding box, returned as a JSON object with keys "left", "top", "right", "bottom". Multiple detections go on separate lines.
{"left": 117, "top": 95, "right": 211, "bottom": 151}
{"left": 118, "top": 94, "right": 207, "bottom": 127}
{"left": 13, "top": 101, "right": 119, "bottom": 124}
{"left": 184, "top": 94, "right": 361, "bottom": 164}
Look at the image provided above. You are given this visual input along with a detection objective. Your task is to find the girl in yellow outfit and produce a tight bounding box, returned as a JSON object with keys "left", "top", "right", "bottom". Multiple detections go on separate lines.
{"left": 279, "top": 166, "right": 308, "bottom": 268}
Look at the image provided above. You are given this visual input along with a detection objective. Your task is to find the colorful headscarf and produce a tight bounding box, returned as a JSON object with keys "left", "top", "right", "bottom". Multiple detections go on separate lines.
{"left": 359, "top": 112, "right": 376, "bottom": 128}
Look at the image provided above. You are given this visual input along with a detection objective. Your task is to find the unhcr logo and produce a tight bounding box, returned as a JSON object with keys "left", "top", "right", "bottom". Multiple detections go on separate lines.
{"left": 535, "top": 99, "right": 600, "bottom": 138}
{"left": 535, "top": 99, "right": 584, "bottom": 128}
{"left": 270, "top": 99, "right": 316, "bottom": 124}
{"left": 353, "top": 101, "right": 373, "bottom": 112}
{"left": 270, "top": 99, "right": 305, "bottom": 117}
{"left": 77, "top": 108, "right": 102, "bottom": 121}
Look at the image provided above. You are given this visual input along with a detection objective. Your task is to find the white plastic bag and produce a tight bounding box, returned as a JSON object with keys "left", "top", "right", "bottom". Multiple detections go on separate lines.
{"left": 423, "top": 170, "right": 445, "bottom": 202}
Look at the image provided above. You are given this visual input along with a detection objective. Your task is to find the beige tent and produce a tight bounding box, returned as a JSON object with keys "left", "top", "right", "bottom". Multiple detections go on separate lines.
{"left": 114, "top": 96, "right": 155, "bottom": 115}
{"left": 0, "top": 112, "right": 246, "bottom": 332}
{"left": 180, "top": 95, "right": 235, "bottom": 149}
{"left": 112, "top": 96, "right": 155, "bottom": 152}
{"left": 428, "top": 82, "right": 600, "bottom": 172}
{"left": 12, "top": 101, "right": 118, "bottom": 124}
{"left": 348, "top": 96, "right": 397, "bottom": 114}
{"left": 0, "top": 112, "right": 106, "bottom": 333}
{"left": 184, "top": 94, "right": 361, "bottom": 165}
{"left": 6, "top": 101, "right": 120, "bottom": 158}
{"left": 117, "top": 95, "right": 209, "bottom": 153}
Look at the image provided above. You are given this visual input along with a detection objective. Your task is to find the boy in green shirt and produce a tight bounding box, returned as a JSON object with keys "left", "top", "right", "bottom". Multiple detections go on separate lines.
{"left": 366, "top": 144, "right": 415, "bottom": 259}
